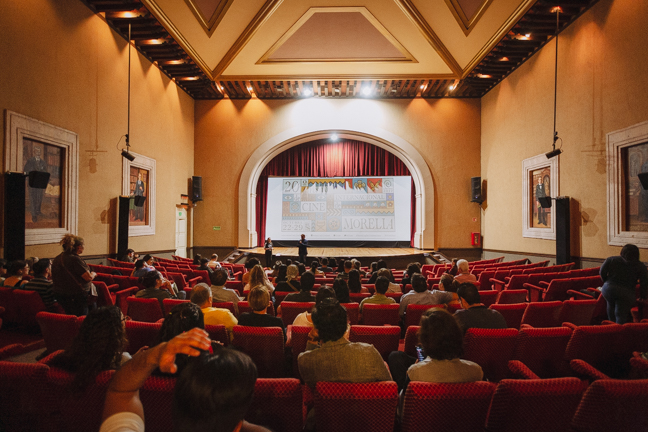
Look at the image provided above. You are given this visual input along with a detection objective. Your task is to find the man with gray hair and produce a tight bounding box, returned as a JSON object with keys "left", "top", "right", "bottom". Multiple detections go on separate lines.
{"left": 190, "top": 283, "right": 238, "bottom": 337}
{"left": 209, "top": 268, "right": 243, "bottom": 314}
{"left": 453, "top": 259, "right": 477, "bottom": 285}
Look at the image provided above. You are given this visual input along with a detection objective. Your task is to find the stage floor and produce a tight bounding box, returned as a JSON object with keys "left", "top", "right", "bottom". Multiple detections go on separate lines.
{"left": 244, "top": 247, "right": 433, "bottom": 258}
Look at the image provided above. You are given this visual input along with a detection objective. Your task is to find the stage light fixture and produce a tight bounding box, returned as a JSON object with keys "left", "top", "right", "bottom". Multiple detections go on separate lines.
{"left": 545, "top": 148, "right": 562, "bottom": 159}
{"left": 362, "top": 86, "right": 372, "bottom": 96}
{"left": 546, "top": 8, "right": 564, "bottom": 159}
{"left": 303, "top": 88, "right": 312, "bottom": 97}
{"left": 121, "top": 149, "right": 135, "bottom": 161}
{"left": 330, "top": 134, "right": 339, "bottom": 141}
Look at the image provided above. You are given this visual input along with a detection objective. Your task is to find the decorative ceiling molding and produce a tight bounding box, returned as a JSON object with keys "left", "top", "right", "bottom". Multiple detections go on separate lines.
{"left": 141, "top": 0, "right": 215, "bottom": 79}
{"left": 218, "top": 73, "right": 456, "bottom": 80}
{"left": 460, "top": 0, "right": 536, "bottom": 78}
{"left": 395, "top": 0, "right": 462, "bottom": 77}
{"left": 257, "top": 7, "right": 416, "bottom": 64}
{"left": 444, "top": 0, "right": 494, "bottom": 36}
{"left": 212, "top": 0, "right": 285, "bottom": 78}
{"left": 183, "top": 0, "right": 234, "bottom": 37}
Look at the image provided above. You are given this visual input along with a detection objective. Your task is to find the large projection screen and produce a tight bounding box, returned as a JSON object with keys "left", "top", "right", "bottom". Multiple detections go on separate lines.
{"left": 265, "top": 176, "right": 412, "bottom": 241}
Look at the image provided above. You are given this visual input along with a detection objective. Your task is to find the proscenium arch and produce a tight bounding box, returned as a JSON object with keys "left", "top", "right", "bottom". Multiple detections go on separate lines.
{"left": 238, "top": 128, "right": 435, "bottom": 249}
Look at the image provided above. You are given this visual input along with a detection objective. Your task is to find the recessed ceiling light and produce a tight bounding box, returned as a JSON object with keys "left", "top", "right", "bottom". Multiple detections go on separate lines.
{"left": 477, "top": 74, "right": 492, "bottom": 79}
{"left": 330, "top": 134, "right": 339, "bottom": 141}
{"left": 500, "top": 56, "right": 509, "bottom": 62}
{"left": 448, "top": 84, "right": 457, "bottom": 91}
{"left": 303, "top": 88, "right": 312, "bottom": 97}
{"left": 420, "top": 85, "right": 425, "bottom": 89}
{"left": 362, "top": 86, "right": 372, "bottom": 96}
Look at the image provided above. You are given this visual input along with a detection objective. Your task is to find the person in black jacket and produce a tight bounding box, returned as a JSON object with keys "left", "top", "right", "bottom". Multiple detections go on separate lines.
{"left": 601, "top": 243, "right": 648, "bottom": 324}
{"left": 237, "top": 287, "right": 285, "bottom": 341}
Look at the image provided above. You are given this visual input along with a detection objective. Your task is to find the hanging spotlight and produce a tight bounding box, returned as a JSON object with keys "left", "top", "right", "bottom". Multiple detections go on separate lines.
{"left": 121, "top": 23, "right": 135, "bottom": 161}
{"left": 121, "top": 149, "right": 135, "bottom": 161}
{"left": 546, "top": 7, "right": 563, "bottom": 159}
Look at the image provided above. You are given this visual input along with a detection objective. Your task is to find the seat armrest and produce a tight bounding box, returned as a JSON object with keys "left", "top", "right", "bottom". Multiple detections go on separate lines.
{"left": 570, "top": 359, "right": 610, "bottom": 381}
{"left": 567, "top": 289, "right": 594, "bottom": 299}
{"left": 187, "top": 276, "right": 202, "bottom": 287}
{"left": 490, "top": 278, "right": 506, "bottom": 291}
{"left": 508, "top": 360, "right": 540, "bottom": 379}
{"left": 523, "top": 283, "right": 545, "bottom": 292}
{"left": 539, "top": 281, "right": 550, "bottom": 287}
{"left": 562, "top": 322, "right": 578, "bottom": 330}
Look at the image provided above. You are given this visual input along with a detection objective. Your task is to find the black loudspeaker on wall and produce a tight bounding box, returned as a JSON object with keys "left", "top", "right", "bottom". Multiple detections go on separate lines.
{"left": 470, "top": 177, "right": 483, "bottom": 203}
{"left": 117, "top": 196, "right": 131, "bottom": 259}
{"left": 4, "top": 172, "right": 26, "bottom": 261}
{"left": 192, "top": 176, "right": 203, "bottom": 202}
{"left": 555, "top": 197, "right": 571, "bottom": 265}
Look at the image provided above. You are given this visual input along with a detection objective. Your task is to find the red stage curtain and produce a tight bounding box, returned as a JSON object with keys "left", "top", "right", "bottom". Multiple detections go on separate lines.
{"left": 255, "top": 139, "right": 415, "bottom": 246}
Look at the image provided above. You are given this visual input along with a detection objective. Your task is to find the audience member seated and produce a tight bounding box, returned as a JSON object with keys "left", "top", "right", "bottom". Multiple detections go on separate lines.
{"left": 18, "top": 258, "right": 58, "bottom": 311}
{"left": 191, "top": 283, "right": 237, "bottom": 338}
{"left": 243, "top": 264, "right": 274, "bottom": 295}
{"left": 131, "top": 259, "right": 151, "bottom": 278}
{"left": 399, "top": 274, "right": 457, "bottom": 317}
{"left": 136, "top": 270, "right": 186, "bottom": 313}
{"left": 297, "top": 263, "right": 307, "bottom": 276}
{"left": 154, "top": 302, "right": 206, "bottom": 374}
{"left": 283, "top": 271, "right": 316, "bottom": 303}
{"left": 275, "top": 265, "right": 301, "bottom": 293}
{"left": 337, "top": 260, "right": 353, "bottom": 281}
{"left": 298, "top": 298, "right": 391, "bottom": 388}
{"left": 454, "top": 259, "right": 477, "bottom": 284}
{"left": 120, "top": 248, "right": 137, "bottom": 263}
{"left": 49, "top": 306, "right": 130, "bottom": 391}
{"left": 242, "top": 258, "right": 261, "bottom": 285}
{"left": 352, "top": 259, "right": 366, "bottom": 277}
{"left": 347, "top": 269, "right": 366, "bottom": 294}
{"left": 318, "top": 258, "right": 334, "bottom": 273}
{"left": 367, "top": 260, "right": 387, "bottom": 284}
{"left": 388, "top": 308, "right": 482, "bottom": 391}
{"left": 238, "top": 287, "right": 286, "bottom": 341}
{"left": 207, "top": 253, "right": 222, "bottom": 270}
{"left": 210, "top": 269, "right": 242, "bottom": 314}
{"left": 197, "top": 258, "right": 214, "bottom": 275}
{"left": 310, "top": 260, "right": 324, "bottom": 276}
{"left": 293, "top": 287, "right": 337, "bottom": 350}
{"left": 332, "top": 277, "right": 350, "bottom": 303}
{"left": 99, "top": 329, "right": 269, "bottom": 432}
{"left": 439, "top": 273, "right": 459, "bottom": 293}
{"left": 272, "top": 264, "right": 288, "bottom": 284}
{"left": 446, "top": 258, "right": 459, "bottom": 276}
{"left": 400, "top": 262, "right": 422, "bottom": 286}
{"left": 0, "top": 259, "right": 6, "bottom": 285}
{"left": 377, "top": 268, "right": 401, "bottom": 293}
{"left": 1, "top": 260, "right": 29, "bottom": 288}
{"left": 360, "top": 276, "right": 396, "bottom": 312}
{"left": 52, "top": 234, "right": 97, "bottom": 316}
{"left": 192, "top": 254, "right": 202, "bottom": 266}
{"left": 453, "top": 283, "right": 507, "bottom": 334}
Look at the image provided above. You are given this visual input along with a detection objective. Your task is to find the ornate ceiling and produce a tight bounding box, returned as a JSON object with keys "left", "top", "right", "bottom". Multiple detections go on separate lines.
{"left": 82, "top": 0, "right": 598, "bottom": 99}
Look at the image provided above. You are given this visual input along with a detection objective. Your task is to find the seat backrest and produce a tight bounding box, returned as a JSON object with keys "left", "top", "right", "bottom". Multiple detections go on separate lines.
{"left": 401, "top": 381, "right": 496, "bottom": 432}
{"left": 162, "top": 298, "right": 189, "bottom": 316}
{"left": 403, "top": 325, "right": 420, "bottom": 357}
{"left": 486, "top": 378, "right": 588, "bottom": 432}
{"left": 288, "top": 325, "right": 311, "bottom": 381}
{"left": 477, "top": 270, "right": 497, "bottom": 291}
{"left": 193, "top": 269, "right": 211, "bottom": 285}
{"left": 12, "top": 289, "right": 47, "bottom": 327}
{"left": 36, "top": 311, "right": 80, "bottom": 353}
{"left": 114, "top": 286, "right": 139, "bottom": 315}
{"left": 314, "top": 381, "right": 398, "bottom": 432}
{"left": 232, "top": 325, "right": 285, "bottom": 378}
{"left": 542, "top": 279, "right": 580, "bottom": 302}
{"left": 362, "top": 303, "right": 400, "bottom": 326}
{"left": 405, "top": 304, "right": 444, "bottom": 328}
{"left": 93, "top": 281, "right": 115, "bottom": 307}
{"left": 504, "top": 274, "right": 529, "bottom": 291}
{"left": 497, "top": 289, "right": 528, "bottom": 304}
{"left": 348, "top": 325, "right": 400, "bottom": 361}
{"left": 124, "top": 321, "right": 162, "bottom": 353}
{"left": 205, "top": 324, "right": 229, "bottom": 346}
{"left": 224, "top": 280, "right": 243, "bottom": 295}
{"left": 489, "top": 303, "right": 527, "bottom": 330}
{"left": 238, "top": 301, "right": 275, "bottom": 317}
{"left": 479, "top": 290, "right": 499, "bottom": 307}
{"left": 570, "top": 379, "right": 648, "bottom": 432}
{"left": 0, "top": 287, "right": 17, "bottom": 324}
{"left": 0, "top": 360, "right": 50, "bottom": 432}
{"left": 520, "top": 301, "right": 563, "bottom": 328}
{"left": 280, "top": 302, "right": 315, "bottom": 327}
{"left": 564, "top": 324, "right": 628, "bottom": 378}
{"left": 212, "top": 301, "right": 236, "bottom": 316}
{"left": 127, "top": 297, "right": 164, "bottom": 322}
{"left": 112, "top": 275, "right": 134, "bottom": 291}
{"left": 342, "top": 302, "right": 360, "bottom": 325}
{"left": 462, "top": 328, "right": 519, "bottom": 382}
{"left": 557, "top": 299, "right": 597, "bottom": 326}
{"left": 138, "top": 374, "right": 176, "bottom": 431}
{"left": 246, "top": 378, "right": 304, "bottom": 432}
{"left": 349, "top": 292, "right": 371, "bottom": 303}
{"left": 168, "top": 272, "right": 188, "bottom": 289}
{"left": 512, "top": 326, "right": 572, "bottom": 378}
{"left": 44, "top": 367, "right": 114, "bottom": 432}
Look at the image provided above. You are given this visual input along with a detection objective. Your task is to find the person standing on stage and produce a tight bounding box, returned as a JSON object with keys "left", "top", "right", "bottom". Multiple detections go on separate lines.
{"left": 264, "top": 237, "right": 273, "bottom": 268}
{"left": 298, "top": 234, "right": 308, "bottom": 264}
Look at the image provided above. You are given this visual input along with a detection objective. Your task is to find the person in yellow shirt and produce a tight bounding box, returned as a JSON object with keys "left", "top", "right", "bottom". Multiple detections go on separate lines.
{"left": 190, "top": 283, "right": 237, "bottom": 340}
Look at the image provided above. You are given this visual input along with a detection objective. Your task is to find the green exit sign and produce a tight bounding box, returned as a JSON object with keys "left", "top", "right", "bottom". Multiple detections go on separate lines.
{"left": 213, "top": 226, "right": 221, "bottom": 230}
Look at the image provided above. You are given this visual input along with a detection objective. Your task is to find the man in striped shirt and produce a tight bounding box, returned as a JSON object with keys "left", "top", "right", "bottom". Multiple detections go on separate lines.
{"left": 19, "top": 258, "right": 57, "bottom": 310}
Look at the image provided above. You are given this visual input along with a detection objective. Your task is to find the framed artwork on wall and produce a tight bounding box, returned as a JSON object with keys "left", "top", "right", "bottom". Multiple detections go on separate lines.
{"left": 122, "top": 152, "right": 156, "bottom": 236}
{"left": 4, "top": 110, "right": 78, "bottom": 245}
{"left": 522, "top": 153, "right": 559, "bottom": 240}
{"left": 607, "top": 120, "right": 648, "bottom": 247}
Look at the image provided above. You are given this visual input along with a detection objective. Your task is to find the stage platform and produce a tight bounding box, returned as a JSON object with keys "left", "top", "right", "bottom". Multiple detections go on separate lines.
{"left": 239, "top": 247, "right": 438, "bottom": 269}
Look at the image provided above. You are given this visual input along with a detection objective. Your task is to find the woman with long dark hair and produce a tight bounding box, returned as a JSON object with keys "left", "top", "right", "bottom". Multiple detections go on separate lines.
{"left": 49, "top": 306, "right": 129, "bottom": 391}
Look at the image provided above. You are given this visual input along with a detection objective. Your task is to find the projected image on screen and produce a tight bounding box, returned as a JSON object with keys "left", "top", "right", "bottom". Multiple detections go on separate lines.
{"left": 265, "top": 176, "right": 412, "bottom": 241}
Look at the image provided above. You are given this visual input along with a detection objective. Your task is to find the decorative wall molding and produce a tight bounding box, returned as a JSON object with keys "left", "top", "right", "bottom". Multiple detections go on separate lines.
{"left": 522, "top": 153, "right": 558, "bottom": 240}
{"left": 122, "top": 151, "right": 156, "bottom": 237}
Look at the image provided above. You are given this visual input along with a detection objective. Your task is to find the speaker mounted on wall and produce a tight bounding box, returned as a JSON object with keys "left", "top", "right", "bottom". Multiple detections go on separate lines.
{"left": 638, "top": 172, "right": 648, "bottom": 190}
{"left": 4, "top": 172, "right": 27, "bottom": 261}
{"left": 555, "top": 196, "right": 571, "bottom": 265}
{"left": 192, "top": 176, "right": 203, "bottom": 202}
{"left": 117, "top": 196, "right": 130, "bottom": 259}
{"left": 470, "top": 177, "right": 483, "bottom": 204}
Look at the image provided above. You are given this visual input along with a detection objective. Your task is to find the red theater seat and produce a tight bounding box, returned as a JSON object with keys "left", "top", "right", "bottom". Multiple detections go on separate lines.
{"left": 490, "top": 303, "right": 528, "bottom": 330}
{"left": 124, "top": 321, "right": 162, "bottom": 353}
{"left": 232, "top": 325, "right": 285, "bottom": 378}
{"left": 509, "top": 325, "right": 572, "bottom": 379}
{"left": 462, "top": 327, "right": 519, "bottom": 382}
{"left": 36, "top": 312, "right": 80, "bottom": 353}
{"left": 362, "top": 303, "right": 400, "bottom": 326}
{"left": 126, "top": 297, "right": 164, "bottom": 322}
{"left": 404, "top": 304, "right": 444, "bottom": 328}
{"left": 348, "top": 325, "right": 400, "bottom": 361}
{"left": 246, "top": 378, "right": 304, "bottom": 432}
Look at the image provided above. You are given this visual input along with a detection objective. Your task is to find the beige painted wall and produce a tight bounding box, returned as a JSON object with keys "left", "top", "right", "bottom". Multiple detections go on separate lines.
{"left": 194, "top": 97, "right": 481, "bottom": 249}
{"left": 1, "top": 0, "right": 195, "bottom": 258}
{"left": 481, "top": 0, "right": 648, "bottom": 260}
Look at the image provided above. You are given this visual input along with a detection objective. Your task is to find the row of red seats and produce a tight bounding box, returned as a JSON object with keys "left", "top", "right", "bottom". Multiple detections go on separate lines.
{"left": 421, "top": 256, "right": 505, "bottom": 277}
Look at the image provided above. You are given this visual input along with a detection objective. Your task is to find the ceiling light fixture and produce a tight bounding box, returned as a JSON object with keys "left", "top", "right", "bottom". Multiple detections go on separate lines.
{"left": 362, "top": 86, "right": 372, "bottom": 96}
{"left": 500, "top": 56, "right": 509, "bottom": 62}
{"left": 302, "top": 88, "right": 313, "bottom": 97}
{"left": 330, "top": 134, "right": 339, "bottom": 141}
{"left": 546, "top": 7, "right": 563, "bottom": 159}
{"left": 477, "top": 74, "right": 492, "bottom": 79}
{"left": 448, "top": 84, "right": 457, "bottom": 91}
